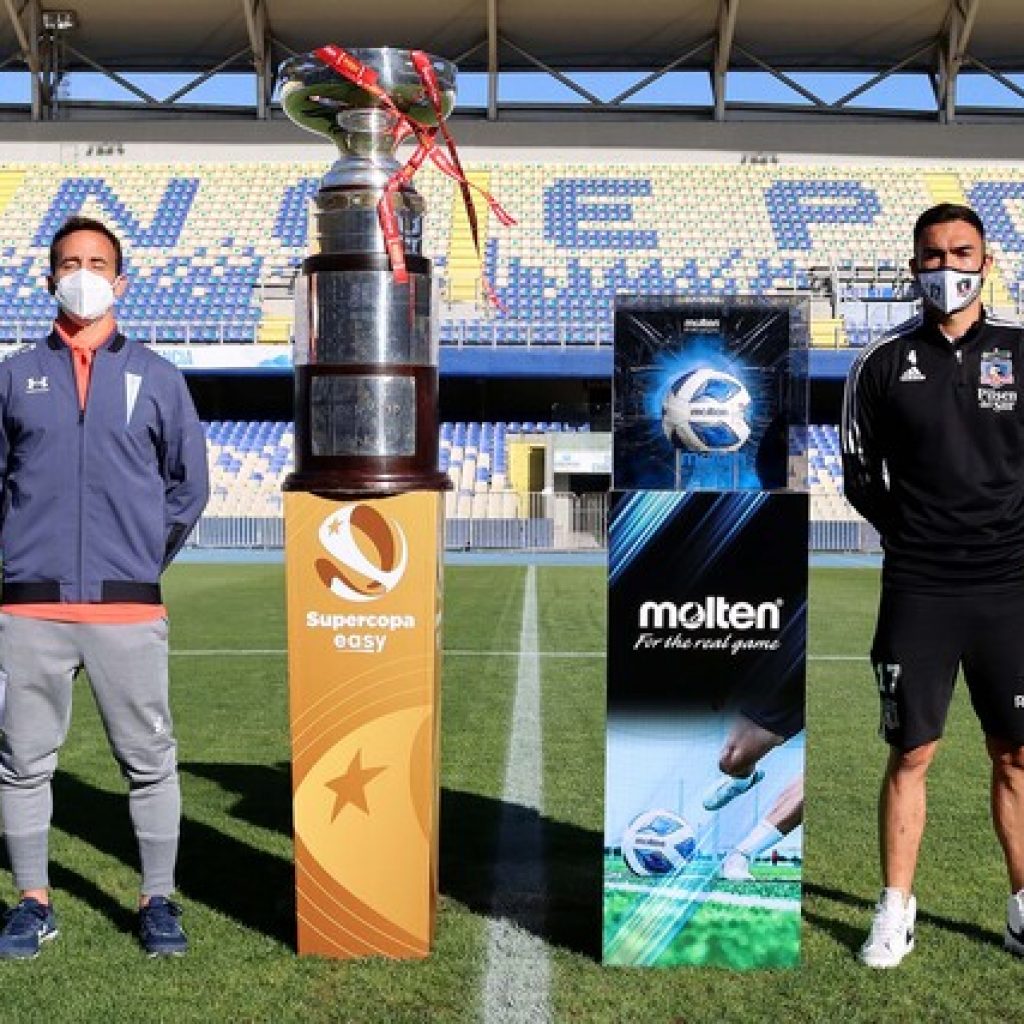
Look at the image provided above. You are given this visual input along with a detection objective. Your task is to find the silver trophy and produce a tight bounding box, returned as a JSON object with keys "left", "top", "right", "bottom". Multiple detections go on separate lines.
{"left": 280, "top": 47, "right": 455, "bottom": 494}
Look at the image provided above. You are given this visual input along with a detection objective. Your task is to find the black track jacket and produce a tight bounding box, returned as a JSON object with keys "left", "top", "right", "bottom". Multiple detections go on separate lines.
{"left": 842, "top": 309, "right": 1024, "bottom": 591}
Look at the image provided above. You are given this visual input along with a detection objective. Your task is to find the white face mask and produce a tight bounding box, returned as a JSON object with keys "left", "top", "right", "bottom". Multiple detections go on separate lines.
{"left": 54, "top": 268, "right": 116, "bottom": 322}
{"left": 916, "top": 267, "right": 984, "bottom": 315}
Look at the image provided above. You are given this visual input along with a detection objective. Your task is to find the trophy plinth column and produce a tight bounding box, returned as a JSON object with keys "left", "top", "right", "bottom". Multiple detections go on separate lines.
{"left": 280, "top": 46, "right": 453, "bottom": 959}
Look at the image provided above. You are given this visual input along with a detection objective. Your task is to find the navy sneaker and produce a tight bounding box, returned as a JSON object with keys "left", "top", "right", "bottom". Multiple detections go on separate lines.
{"left": 0, "top": 898, "right": 58, "bottom": 960}
{"left": 139, "top": 897, "right": 188, "bottom": 958}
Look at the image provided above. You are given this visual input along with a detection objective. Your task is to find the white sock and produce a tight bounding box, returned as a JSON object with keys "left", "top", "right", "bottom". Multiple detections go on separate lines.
{"left": 735, "top": 821, "right": 784, "bottom": 860}
{"left": 880, "top": 887, "right": 909, "bottom": 910}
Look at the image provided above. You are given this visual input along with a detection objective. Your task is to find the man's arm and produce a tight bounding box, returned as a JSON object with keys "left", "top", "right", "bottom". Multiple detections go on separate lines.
{"left": 161, "top": 370, "right": 209, "bottom": 568}
{"left": 0, "top": 365, "right": 12, "bottom": 540}
{"left": 841, "top": 348, "right": 894, "bottom": 535}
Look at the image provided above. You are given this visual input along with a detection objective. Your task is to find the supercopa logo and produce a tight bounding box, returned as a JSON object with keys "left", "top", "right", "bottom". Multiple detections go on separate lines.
{"left": 316, "top": 504, "right": 408, "bottom": 603}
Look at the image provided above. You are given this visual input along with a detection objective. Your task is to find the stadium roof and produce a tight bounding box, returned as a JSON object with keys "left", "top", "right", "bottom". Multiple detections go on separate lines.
{"left": 3, "top": 0, "right": 1024, "bottom": 121}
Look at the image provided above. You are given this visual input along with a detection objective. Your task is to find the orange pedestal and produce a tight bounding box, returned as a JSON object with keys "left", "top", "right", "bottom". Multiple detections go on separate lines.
{"left": 284, "top": 490, "right": 443, "bottom": 958}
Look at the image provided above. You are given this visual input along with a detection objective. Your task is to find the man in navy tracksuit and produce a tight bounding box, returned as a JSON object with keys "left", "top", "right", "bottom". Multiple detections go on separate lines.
{"left": 843, "top": 203, "right": 1024, "bottom": 967}
{"left": 0, "top": 216, "right": 208, "bottom": 958}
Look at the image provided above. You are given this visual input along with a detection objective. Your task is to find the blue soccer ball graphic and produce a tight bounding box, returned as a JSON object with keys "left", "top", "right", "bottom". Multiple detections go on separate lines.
{"left": 661, "top": 368, "right": 752, "bottom": 454}
{"left": 622, "top": 809, "right": 697, "bottom": 876}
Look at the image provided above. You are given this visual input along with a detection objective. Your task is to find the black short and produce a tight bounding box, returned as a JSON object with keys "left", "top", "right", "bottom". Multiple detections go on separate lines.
{"left": 739, "top": 669, "right": 804, "bottom": 741}
{"left": 870, "top": 587, "right": 1024, "bottom": 750}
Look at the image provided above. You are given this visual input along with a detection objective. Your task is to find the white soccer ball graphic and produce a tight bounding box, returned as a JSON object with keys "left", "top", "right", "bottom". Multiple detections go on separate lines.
{"left": 621, "top": 808, "right": 696, "bottom": 877}
{"left": 661, "top": 368, "right": 752, "bottom": 454}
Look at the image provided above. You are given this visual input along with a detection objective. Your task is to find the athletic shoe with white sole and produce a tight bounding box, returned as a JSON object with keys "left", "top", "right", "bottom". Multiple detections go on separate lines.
{"left": 1005, "top": 890, "right": 1024, "bottom": 957}
{"left": 720, "top": 851, "right": 754, "bottom": 882}
{"left": 0, "top": 898, "right": 58, "bottom": 960}
{"left": 702, "top": 768, "right": 765, "bottom": 811}
{"left": 859, "top": 888, "right": 916, "bottom": 969}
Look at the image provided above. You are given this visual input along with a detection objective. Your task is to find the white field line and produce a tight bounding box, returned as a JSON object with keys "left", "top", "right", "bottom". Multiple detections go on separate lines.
{"left": 170, "top": 649, "right": 869, "bottom": 661}
{"left": 605, "top": 882, "right": 800, "bottom": 914}
{"left": 482, "top": 564, "right": 552, "bottom": 1024}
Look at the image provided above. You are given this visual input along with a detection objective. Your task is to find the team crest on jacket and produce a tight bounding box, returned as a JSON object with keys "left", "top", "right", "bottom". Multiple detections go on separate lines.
{"left": 980, "top": 349, "right": 1014, "bottom": 388}
{"left": 978, "top": 349, "right": 1017, "bottom": 411}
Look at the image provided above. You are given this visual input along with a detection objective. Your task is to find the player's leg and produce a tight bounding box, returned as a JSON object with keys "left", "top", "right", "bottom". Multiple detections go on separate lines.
{"left": 861, "top": 589, "right": 960, "bottom": 968}
{"left": 878, "top": 739, "right": 940, "bottom": 895}
{"left": 989, "top": 738, "right": 1024, "bottom": 956}
{"left": 705, "top": 664, "right": 805, "bottom": 812}
{"left": 80, "top": 618, "right": 186, "bottom": 956}
{"left": 81, "top": 619, "right": 178, "bottom": 896}
{"left": 960, "top": 589, "right": 1024, "bottom": 955}
{"left": 702, "top": 716, "right": 781, "bottom": 810}
{"left": 721, "top": 775, "right": 803, "bottom": 881}
{"left": 858, "top": 740, "right": 940, "bottom": 969}
{"left": 0, "top": 616, "right": 79, "bottom": 957}
{"left": 987, "top": 738, "right": 1024, "bottom": 890}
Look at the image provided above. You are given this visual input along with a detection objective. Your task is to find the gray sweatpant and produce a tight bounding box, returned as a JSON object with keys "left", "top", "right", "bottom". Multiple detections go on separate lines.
{"left": 0, "top": 613, "right": 179, "bottom": 897}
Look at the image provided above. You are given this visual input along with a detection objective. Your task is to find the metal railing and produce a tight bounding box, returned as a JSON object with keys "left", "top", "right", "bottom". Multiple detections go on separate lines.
{"left": 0, "top": 321, "right": 261, "bottom": 345}
{"left": 186, "top": 504, "right": 881, "bottom": 554}
{"left": 189, "top": 515, "right": 284, "bottom": 548}
{"left": 187, "top": 492, "right": 609, "bottom": 552}
{"left": 445, "top": 491, "right": 608, "bottom": 550}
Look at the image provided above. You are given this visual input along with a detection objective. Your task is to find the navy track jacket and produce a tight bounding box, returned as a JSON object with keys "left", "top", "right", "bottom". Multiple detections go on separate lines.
{"left": 0, "top": 331, "right": 209, "bottom": 604}
{"left": 842, "top": 310, "right": 1024, "bottom": 591}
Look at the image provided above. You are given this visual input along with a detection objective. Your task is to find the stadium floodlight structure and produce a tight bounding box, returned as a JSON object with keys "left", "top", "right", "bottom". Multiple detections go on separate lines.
{"left": 1, "top": 1, "right": 1023, "bottom": 124}
{"left": 40, "top": 9, "right": 76, "bottom": 31}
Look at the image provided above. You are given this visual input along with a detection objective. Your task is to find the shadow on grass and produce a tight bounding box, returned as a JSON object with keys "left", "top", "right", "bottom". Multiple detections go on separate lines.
{"left": 180, "top": 760, "right": 292, "bottom": 836}
{"left": 180, "top": 766, "right": 606, "bottom": 958}
{"left": 440, "top": 787, "right": 604, "bottom": 960}
{"left": 42, "top": 768, "right": 604, "bottom": 958}
{"left": 50, "top": 770, "right": 295, "bottom": 946}
{"left": 804, "top": 881, "right": 1002, "bottom": 952}
{"left": 50, "top": 862, "right": 138, "bottom": 935}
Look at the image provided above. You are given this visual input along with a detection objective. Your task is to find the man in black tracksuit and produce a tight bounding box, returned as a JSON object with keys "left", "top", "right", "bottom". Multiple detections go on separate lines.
{"left": 842, "top": 203, "right": 1024, "bottom": 968}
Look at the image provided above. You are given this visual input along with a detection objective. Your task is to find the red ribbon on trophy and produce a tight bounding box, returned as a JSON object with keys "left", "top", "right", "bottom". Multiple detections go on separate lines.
{"left": 313, "top": 44, "right": 514, "bottom": 302}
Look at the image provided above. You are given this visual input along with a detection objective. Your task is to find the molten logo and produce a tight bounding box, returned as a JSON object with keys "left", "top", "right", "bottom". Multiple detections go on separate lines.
{"left": 316, "top": 504, "right": 408, "bottom": 603}
{"left": 639, "top": 596, "right": 782, "bottom": 631}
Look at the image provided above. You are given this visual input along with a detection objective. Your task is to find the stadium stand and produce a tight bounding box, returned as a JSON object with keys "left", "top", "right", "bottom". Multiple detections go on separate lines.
{"left": 807, "top": 424, "right": 857, "bottom": 522}
{"left": 201, "top": 419, "right": 852, "bottom": 524}
{"left": 204, "top": 419, "right": 291, "bottom": 516}
{"left": 0, "top": 161, "right": 1004, "bottom": 542}
{"left": 203, "top": 419, "right": 590, "bottom": 520}
{"left": 1, "top": 161, "right": 1022, "bottom": 348}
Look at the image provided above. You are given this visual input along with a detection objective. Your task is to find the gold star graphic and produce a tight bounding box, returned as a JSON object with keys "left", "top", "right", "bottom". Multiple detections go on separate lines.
{"left": 326, "top": 751, "right": 386, "bottom": 820}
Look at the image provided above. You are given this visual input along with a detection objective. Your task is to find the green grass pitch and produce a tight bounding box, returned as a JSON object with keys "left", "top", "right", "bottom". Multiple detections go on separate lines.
{"left": 0, "top": 563, "right": 1019, "bottom": 1022}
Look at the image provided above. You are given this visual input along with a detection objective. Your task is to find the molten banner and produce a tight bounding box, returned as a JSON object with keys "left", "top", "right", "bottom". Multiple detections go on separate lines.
{"left": 605, "top": 296, "right": 809, "bottom": 970}
{"left": 285, "top": 490, "right": 443, "bottom": 958}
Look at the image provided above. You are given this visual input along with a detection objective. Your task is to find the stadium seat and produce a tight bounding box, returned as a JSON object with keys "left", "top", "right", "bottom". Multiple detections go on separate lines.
{"left": 4, "top": 160, "right": 1020, "bottom": 352}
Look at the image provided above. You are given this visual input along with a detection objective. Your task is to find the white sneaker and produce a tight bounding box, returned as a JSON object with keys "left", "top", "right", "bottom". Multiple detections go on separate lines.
{"left": 702, "top": 769, "right": 765, "bottom": 811}
{"left": 859, "top": 889, "right": 916, "bottom": 968}
{"left": 1005, "top": 890, "right": 1024, "bottom": 957}
{"left": 720, "top": 851, "right": 754, "bottom": 882}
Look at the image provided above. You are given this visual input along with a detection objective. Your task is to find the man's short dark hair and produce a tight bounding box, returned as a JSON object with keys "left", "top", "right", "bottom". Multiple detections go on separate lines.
{"left": 913, "top": 203, "right": 985, "bottom": 246}
{"left": 49, "top": 216, "right": 123, "bottom": 276}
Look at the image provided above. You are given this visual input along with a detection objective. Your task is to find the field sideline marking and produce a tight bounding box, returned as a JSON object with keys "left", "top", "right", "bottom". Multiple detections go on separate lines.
{"left": 170, "top": 649, "right": 868, "bottom": 662}
{"left": 606, "top": 882, "right": 800, "bottom": 913}
{"left": 482, "top": 563, "right": 553, "bottom": 1024}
